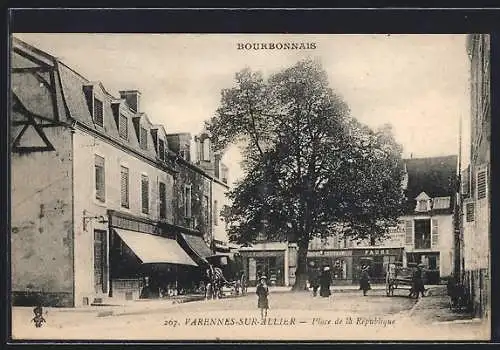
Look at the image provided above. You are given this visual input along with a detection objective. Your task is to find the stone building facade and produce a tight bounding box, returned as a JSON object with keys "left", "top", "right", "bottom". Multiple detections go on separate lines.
{"left": 11, "top": 37, "right": 230, "bottom": 307}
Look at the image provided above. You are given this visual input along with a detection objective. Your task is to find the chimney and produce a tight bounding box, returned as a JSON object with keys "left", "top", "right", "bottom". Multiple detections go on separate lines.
{"left": 119, "top": 90, "right": 141, "bottom": 113}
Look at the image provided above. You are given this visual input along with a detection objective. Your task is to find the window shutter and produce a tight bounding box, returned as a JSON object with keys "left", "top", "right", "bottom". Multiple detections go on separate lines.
{"left": 95, "top": 155, "right": 105, "bottom": 202}
{"left": 431, "top": 219, "right": 439, "bottom": 248}
{"left": 120, "top": 166, "right": 129, "bottom": 208}
{"left": 214, "top": 200, "right": 218, "bottom": 226}
{"left": 477, "top": 168, "right": 487, "bottom": 200}
{"left": 461, "top": 166, "right": 470, "bottom": 197}
{"left": 405, "top": 220, "right": 413, "bottom": 245}
{"left": 93, "top": 98, "right": 104, "bottom": 127}
{"left": 119, "top": 114, "right": 128, "bottom": 140}
{"left": 140, "top": 127, "right": 148, "bottom": 150}
{"left": 158, "top": 139, "right": 165, "bottom": 161}
{"left": 159, "top": 182, "right": 166, "bottom": 219}
{"left": 466, "top": 202, "right": 475, "bottom": 222}
{"left": 141, "top": 175, "right": 149, "bottom": 214}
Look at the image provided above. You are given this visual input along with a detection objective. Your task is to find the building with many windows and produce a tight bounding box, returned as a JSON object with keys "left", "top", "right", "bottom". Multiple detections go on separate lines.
{"left": 11, "top": 37, "right": 230, "bottom": 307}
{"left": 460, "top": 34, "right": 490, "bottom": 319}
{"left": 306, "top": 155, "right": 458, "bottom": 285}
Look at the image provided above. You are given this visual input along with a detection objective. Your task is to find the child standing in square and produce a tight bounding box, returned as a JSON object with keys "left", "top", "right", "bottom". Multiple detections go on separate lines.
{"left": 256, "top": 275, "right": 269, "bottom": 320}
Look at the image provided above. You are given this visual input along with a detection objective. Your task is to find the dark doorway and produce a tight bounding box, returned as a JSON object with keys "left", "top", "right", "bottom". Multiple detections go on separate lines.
{"left": 94, "top": 230, "right": 108, "bottom": 293}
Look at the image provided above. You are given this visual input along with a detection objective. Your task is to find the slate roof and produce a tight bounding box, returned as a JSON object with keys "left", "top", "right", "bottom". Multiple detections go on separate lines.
{"left": 403, "top": 155, "right": 458, "bottom": 215}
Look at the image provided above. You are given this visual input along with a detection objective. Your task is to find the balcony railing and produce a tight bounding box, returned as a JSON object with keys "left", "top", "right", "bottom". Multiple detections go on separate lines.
{"left": 415, "top": 238, "right": 431, "bottom": 249}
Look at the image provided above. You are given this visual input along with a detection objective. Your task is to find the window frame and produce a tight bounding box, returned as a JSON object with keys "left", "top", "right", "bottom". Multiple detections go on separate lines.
{"left": 141, "top": 174, "right": 150, "bottom": 214}
{"left": 140, "top": 126, "right": 148, "bottom": 150}
{"left": 120, "top": 165, "right": 129, "bottom": 209}
{"left": 93, "top": 97, "right": 104, "bottom": 127}
{"left": 159, "top": 181, "right": 167, "bottom": 220}
{"left": 118, "top": 113, "right": 128, "bottom": 140}
{"left": 94, "top": 154, "right": 106, "bottom": 203}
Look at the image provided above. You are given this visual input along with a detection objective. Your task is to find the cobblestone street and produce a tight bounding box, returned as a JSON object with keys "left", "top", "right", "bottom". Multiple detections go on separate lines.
{"left": 11, "top": 287, "right": 489, "bottom": 341}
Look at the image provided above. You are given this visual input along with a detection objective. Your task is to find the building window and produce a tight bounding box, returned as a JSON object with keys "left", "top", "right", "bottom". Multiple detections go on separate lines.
{"left": 466, "top": 202, "right": 475, "bottom": 222}
{"left": 159, "top": 182, "right": 167, "bottom": 219}
{"left": 95, "top": 155, "right": 105, "bottom": 202}
{"left": 214, "top": 200, "right": 218, "bottom": 226}
{"left": 93, "top": 98, "right": 104, "bottom": 127}
{"left": 184, "top": 185, "right": 192, "bottom": 217}
{"left": 120, "top": 166, "right": 129, "bottom": 208}
{"left": 477, "top": 168, "right": 487, "bottom": 200}
{"left": 414, "top": 219, "right": 431, "bottom": 249}
{"left": 416, "top": 200, "right": 429, "bottom": 212}
{"left": 203, "top": 138, "right": 211, "bottom": 161}
{"left": 141, "top": 175, "right": 149, "bottom": 214}
{"left": 432, "top": 197, "right": 451, "bottom": 210}
{"left": 119, "top": 114, "right": 128, "bottom": 140}
{"left": 158, "top": 139, "right": 165, "bottom": 161}
{"left": 140, "top": 127, "right": 148, "bottom": 150}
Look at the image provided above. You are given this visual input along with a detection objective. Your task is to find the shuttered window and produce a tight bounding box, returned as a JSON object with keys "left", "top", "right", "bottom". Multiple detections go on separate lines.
{"left": 140, "top": 127, "right": 148, "bottom": 150}
{"left": 477, "top": 168, "right": 487, "bottom": 200}
{"left": 94, "top": 98, "right": 104, "bottom": 127}
{"left": 214, "top": 200, "right": 218, "bottom": 226}
{"left": 95, "top": 155, "right": 105, "bottom": 202}
{"left": 120, "top": 166, "right": 129, "bottom": 208}
{"left": 466, "top": 202, "right": 475, "bottom": 222}
{"left": 119, "top": 114, "right": 128, "bottom": 140}
{"left": 159, "top": 182, "right": 166, "bottom": 219}
{"left": 141, "top": 175, "right": 149, "bottom": 214}
{"left": 204, "top": 195, "right": 209, "bottom": 225}
{"left": 405, "top": 220, "right": 413, "bottom": 245}
{"left": 158, "top": 139, "right": 165, "bottom": 161}
{"left": 184, "top": 185, "right": 192, "bottom": 217}
{"left": 431, "top": 219, "right": 439, "bottom": 247}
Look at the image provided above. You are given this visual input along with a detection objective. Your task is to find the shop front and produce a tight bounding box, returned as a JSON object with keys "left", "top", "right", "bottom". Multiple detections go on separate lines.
{"left": 306, "top": 249, "right": 353, "bottom": 285}
{"left": 107, "top": 211, "right": 198, "bottom": 300}
{"left": 239, "top": 244, "right": 288, "bottom": 287}
{"left": 352, "top": 247, "right": 404, "bottom": 284}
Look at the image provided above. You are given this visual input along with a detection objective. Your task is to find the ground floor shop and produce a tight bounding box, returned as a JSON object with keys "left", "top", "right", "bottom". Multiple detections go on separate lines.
{"left": 406, "top": 251, "right": 441, "bottom": 284}
{"left": 307, "top": 247, "right": 404, "bottom": 285}
{"left": 239, "top": 242, "right": 296, "bottom": 287}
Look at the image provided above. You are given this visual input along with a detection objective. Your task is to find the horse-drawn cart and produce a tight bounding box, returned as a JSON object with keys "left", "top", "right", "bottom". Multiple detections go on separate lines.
{"left": 385, "top": 262, "right": 415, "bottom": 297}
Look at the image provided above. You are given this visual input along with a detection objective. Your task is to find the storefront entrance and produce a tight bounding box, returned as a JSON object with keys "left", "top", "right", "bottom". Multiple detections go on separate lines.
{"left": 407, "top": 252, "right": 440, "bottom": 284}
{"left": 242, "top": 250, "right": 286, "bottom": 287}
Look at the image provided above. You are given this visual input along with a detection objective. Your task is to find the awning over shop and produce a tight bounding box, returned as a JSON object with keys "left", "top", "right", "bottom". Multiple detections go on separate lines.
{"left": 114, "top": 229, "right": 197, "bottom": 266}
{"left": 180, "top": 233, "right": 213, "bottom": 263}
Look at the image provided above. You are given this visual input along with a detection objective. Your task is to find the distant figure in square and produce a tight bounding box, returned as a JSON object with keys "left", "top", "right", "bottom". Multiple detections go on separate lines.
{"left": 359, "top": 265, "right": 371, "bottom": 296}
{"left": 319, "top": 266, "right": 332, "bottom": 298}
{"left": 308, "top": 264, "right": 320, "bottom": 297}
{"left": 412, "top": 264, "right": 426, "bottom": 299}
{"left": 256, "top": 275, "right": 269, "bottom": 319}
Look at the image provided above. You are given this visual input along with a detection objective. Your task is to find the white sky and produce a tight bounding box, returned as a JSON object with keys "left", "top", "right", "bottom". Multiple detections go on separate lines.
{"left": 13, "top": 34, "right": 471, "bottom": 183}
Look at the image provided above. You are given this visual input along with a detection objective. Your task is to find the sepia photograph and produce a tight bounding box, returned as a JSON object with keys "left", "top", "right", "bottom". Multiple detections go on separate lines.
{"left": 9, "top": 32, "right": 490, "bottom": 341}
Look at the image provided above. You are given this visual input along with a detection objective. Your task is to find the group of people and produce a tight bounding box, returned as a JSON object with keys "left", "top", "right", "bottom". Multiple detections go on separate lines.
{"left": 309, "top": 266, "right": 334, "bottom": 298}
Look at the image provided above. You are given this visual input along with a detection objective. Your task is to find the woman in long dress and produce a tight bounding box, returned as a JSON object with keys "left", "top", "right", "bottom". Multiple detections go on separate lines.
{"left": 319, "top": 266, "right": 332, "bottom": 298}
{"left": 359, "top": 265, "right": 371, "bottom": 296}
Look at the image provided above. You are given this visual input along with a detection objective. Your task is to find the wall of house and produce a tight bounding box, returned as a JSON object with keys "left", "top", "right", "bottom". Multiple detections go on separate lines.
{"left": 11, "top": 126, "right": 75, "bottom": 306}
{"left": 72, "top": 129, "right": 175, "bottom": 306}
{"left": 173, "top": 162, "right": 211, "bottom": 242}
{"left": 212, "top": 181, "right": 229, "bottom": 244}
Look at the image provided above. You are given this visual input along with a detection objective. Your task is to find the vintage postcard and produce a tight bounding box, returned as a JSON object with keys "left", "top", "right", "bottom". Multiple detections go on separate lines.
{"left": 10, "top": 33, "right": 490, "bottom": 341}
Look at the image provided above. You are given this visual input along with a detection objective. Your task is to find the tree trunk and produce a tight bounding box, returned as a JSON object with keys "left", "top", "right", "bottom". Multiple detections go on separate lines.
{"left": 291, "top": 240, "right": 309, "bottom": 291}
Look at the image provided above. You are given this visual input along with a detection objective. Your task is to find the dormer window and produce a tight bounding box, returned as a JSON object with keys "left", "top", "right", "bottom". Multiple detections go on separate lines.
{"left": 118, "top": 113, "right": 128, "bottom": 140}
{"left": 158, "top": 139, "right": 165, "bottom": 161}
{"left": 93, "top": 98, "right": 104, "bottom": 127}
{"left": 139, "top": 126, "right": 148, "bottom": 150}
{"left": 415, "top": 192, "right": 431, "bottom": 212}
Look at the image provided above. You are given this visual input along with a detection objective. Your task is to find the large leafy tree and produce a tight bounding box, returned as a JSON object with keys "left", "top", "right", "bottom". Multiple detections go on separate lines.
{"left": 207, "top": 59, "right": 404, "bottom": 290}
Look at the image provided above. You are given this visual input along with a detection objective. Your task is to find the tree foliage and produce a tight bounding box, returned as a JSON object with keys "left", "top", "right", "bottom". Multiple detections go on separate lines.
{"left": 207, "top": 59, "right": 405, "bottom": 289}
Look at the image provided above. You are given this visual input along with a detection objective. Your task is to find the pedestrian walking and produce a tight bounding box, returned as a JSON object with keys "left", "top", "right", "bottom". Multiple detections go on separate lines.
{"left": 411, "top": 264, "right": 426, "bottom": 299}
{"left": 256, "top": 275, "right": 269, "bottom": 320}
{"left": 319, "top": 266, "right": 332, "bottom": 298}
{"left": 359, "top": 265, "right": 371, "bottom": 296}
{"left": 308, "top": 265, "right": 320, "bottom": 297}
